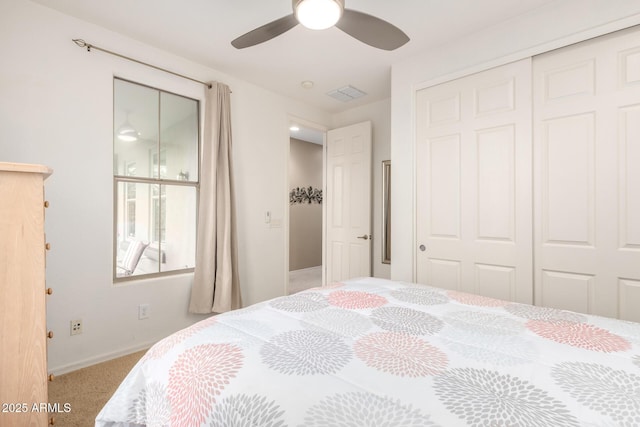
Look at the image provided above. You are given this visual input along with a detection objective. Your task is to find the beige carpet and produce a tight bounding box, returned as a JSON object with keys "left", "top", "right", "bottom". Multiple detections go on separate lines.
{"left": 48, "top": 350, "right": 146, "bottom": 426}
{"left": 289, "top": 266, "right": 322, "bottom": 294}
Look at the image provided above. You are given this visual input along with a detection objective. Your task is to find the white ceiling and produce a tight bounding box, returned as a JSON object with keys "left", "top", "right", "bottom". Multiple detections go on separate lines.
{"left": 32, "top": 0, "right": 557, "bottom": 113}
{"left": 290, "top": 125, "right": 325, "bottom": 145}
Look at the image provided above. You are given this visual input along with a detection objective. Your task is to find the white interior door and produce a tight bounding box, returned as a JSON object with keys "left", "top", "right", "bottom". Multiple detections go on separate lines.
{"left": 533, "top": 27, "right": 640, "bottom": 321}
{"left": 326, "top": 121, "right": 372, "bottom": 282}
{"left": 416, "top": 59, "right": 533, "bottom": 303}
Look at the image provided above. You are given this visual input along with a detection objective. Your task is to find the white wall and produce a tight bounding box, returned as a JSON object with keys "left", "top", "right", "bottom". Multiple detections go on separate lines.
{"left": 0, "top": 0, "right": 330, "bottom": 373}
{"left": 391, "top": 0, "right": 640, "bottom": 281}
{"left": 332, "top": 98, "right": 391, "bottom": 279}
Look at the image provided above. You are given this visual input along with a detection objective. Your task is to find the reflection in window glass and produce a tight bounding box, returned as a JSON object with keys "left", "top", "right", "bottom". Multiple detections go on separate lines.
{"left": 161, "top": 185, "right": 196, "bottom": 273}
{"left": 125, "top": 162, "right": 136, "bottom": 237}
{"left": 151, "top": 184, "right": 166, "bottom": 243}
{"left": 116, "top": 182, "right": 152, "bottom": 277}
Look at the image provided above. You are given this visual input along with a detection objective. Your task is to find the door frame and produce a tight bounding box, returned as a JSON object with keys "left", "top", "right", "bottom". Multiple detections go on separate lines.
{"left": 284, "top": 114, "right": 328, "bottom": 295}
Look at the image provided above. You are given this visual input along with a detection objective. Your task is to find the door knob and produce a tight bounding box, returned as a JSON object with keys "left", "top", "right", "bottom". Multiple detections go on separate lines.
{"left": 419, "top": 244, "right": 426, "bottom": 252}
{"left": 357, "top": 234, "right": 371, "bottom": 240}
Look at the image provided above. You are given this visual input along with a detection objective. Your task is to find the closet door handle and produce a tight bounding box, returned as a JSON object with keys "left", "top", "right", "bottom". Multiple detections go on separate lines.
{"left": 357, "top": 235, "right": 371, "bottom": 240}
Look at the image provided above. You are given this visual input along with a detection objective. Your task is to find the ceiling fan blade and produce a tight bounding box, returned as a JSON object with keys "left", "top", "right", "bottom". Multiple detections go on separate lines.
{"left": 336, "top": 9, "right": 409, "bottom": 51}
{"left": 231, "top": 14, "right": 298, "bottom": 49}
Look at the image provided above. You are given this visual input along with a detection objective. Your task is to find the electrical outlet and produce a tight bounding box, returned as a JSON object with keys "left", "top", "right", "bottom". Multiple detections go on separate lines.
{"left": 70, "top": 319, "right": 82, "bottom": 335}
{"left": 138, "top": 304, "right": 150, "bottom": 320}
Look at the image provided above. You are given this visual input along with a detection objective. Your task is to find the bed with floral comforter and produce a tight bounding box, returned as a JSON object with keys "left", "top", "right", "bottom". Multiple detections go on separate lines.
{"left": 96, "top": 277, "right": 640, "bottom": 426}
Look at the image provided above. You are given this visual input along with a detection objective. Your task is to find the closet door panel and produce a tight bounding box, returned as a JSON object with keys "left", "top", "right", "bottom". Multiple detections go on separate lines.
{"left": 416, "top": 58, "right": 533, "bottom": 303}
{"left": 534, "top": 26, "right": 640, "bottom": 320}
{"left": 540, "top": 270, "right": 594, "bottom": 314}
{"left": 475, "top": 263, "right": 516, "bottom": 301}
{"left": 542, "top": 113, "right": 595, "bottom": 246}
{"left": 427, "top": 134, "right": 461, "bottom": 239}
{"left": 619, "top": 105, "right": 640, "bottom": 250}
{"left": 618, "top": 279, "right": 640, "bottom": 323}
{"left": 476, "top": 125, "right": 515, "bottom": 242}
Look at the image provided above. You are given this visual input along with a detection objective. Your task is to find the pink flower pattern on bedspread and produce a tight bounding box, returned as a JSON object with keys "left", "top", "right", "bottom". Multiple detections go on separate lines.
{"left": 167, "top": 344, "right": 243, "bottom": 426}
{"left": 527, "top": 320, "right": 631, "bottom": 352}
{"left": 96, "top": 277, "right": 640, "bottom": 427}
{"left": 355, "top": 331, "right": 448, "bottom": 376}
{"left": 143, "top": 316, "right": 217, "bottom": 361}
{"left": 327, "top": 290, "right": 388, "bottom": 309}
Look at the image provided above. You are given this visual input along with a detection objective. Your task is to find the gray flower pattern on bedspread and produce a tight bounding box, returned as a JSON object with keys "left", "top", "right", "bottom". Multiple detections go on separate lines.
{"left": 127, "top": 382, "right": 170, "bottom": 426}
{"left": 371, "top": 306, "right": 444, "bottom": 336}
{"left": 552, "top": 362, "right": 640, "bottom": 425}
{"left": 260, "top": 330, "right": 351, "bottom": 375}
{"left": 269, "top": 292, "right": 328, "bottom": 312}
{"left": 304, "top": 307, "right": 373, "bottom": 337}
{"left": 504, "top": 303, "right": 588, "bottom": 323}
{"left": 442, "top": 311, "right": 537, "bottom": 366}
{"left": 390, "top": 286, "right": 449, "bottom": 306}
{"left": 434, "top": 368, "right": 580, "bottom": 427}
{"left": 209, "top": 394, "right": 286, "bottom": 427}
{"left": 443, "top": 311, "right": 525, "bottom": 336}
{"left": 302, "top": 392, "right": 438, "bottom": 427}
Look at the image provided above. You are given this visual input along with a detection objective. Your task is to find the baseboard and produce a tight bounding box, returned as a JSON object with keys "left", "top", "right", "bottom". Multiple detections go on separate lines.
{"left": 50, "top": 341, "right": 155, "bottom": 376}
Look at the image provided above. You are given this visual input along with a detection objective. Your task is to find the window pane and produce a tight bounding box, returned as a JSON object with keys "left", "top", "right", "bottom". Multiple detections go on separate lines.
{"left": 114, "top": 79, "right": 159, "bottom": 179}
{"left": 160, "top": 92, "right": 198, "bottom": 182}
{"left": 160, "top": 185, "right": 196, "bottom": 272}
{"left": 116, "top": 181, "right": 157, "bottom": 277}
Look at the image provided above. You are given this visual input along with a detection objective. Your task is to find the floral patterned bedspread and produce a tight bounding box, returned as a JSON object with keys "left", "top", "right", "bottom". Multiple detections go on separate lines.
{"left": 96, "top": 277, "right": 640, "bottom": 426}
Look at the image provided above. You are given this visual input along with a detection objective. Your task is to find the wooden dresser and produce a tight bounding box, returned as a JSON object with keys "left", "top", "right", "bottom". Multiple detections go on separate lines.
{"left": 0, "top": 162, "right": 53, "bottom": 426}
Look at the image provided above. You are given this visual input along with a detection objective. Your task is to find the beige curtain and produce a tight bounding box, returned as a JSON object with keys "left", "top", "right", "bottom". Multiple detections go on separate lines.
{"left": 189, "top": 82, "right": 242, "bottom": 314}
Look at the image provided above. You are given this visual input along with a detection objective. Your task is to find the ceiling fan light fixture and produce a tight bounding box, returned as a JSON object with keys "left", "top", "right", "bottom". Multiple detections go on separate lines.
{"left": 294, "top": 0, "right": 344, "bottom": 30}
{"left": 117, "top": 121, "right": 139, "bottom": 142}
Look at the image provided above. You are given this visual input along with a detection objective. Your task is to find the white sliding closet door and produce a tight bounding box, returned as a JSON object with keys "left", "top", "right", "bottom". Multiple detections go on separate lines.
{"left": 416, "top": 59, "right": 533, "bottom": 303}
{"left": 533, "top": 27, "right": 640, "bottom": 321}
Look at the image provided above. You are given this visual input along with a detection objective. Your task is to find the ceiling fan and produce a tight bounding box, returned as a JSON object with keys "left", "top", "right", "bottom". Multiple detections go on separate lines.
{"left": 231, "top": 0, "right": 410, "bottom": 51}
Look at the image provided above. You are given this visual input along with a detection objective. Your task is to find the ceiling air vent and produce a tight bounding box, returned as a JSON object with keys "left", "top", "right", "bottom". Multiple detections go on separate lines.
{"left": 327, "top": 85, "right": 367, "bottom": 102}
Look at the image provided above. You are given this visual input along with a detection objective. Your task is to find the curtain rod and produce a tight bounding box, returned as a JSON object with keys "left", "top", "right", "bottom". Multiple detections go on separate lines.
{"left": 72, "top": 39, "right": 215, "bottom": 89}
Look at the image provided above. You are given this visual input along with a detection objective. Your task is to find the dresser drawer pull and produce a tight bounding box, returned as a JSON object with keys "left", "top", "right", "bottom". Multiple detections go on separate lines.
{"left": 44, "top": 200, "right": 50, "bottom": 208}
{"left": 49, "top": 416, "right": 55, "bottom": 425}
{"left": 48, "top": 373, "right": 55, "bottom": 382}
{"left": 47, "top": 331, "right": 54, "bottom": 339}
{"left": 46, "top": 288, "right": 53, "bottom": 295}
{"left": 45, "top": 242, "right": 51, "bottom": 250}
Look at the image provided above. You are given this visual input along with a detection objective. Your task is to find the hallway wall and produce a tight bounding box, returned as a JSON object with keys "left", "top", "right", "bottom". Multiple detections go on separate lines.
{"left": 289, "top": 138, "right": 323, "bottom": 270}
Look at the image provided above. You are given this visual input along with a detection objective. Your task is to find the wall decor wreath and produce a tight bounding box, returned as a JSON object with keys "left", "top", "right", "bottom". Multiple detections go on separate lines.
{"left": 290, "top": 186, "right": 323, "bottom": 205}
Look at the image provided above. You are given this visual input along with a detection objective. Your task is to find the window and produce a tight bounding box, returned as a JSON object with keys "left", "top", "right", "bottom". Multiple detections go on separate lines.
{"left": 113, "top": 78, "right": 199, "bottom": 280}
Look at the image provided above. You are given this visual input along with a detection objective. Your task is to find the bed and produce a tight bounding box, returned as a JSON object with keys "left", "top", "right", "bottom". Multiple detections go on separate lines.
{"left": 96, "top": 277, "right": 640, "bottom": 426}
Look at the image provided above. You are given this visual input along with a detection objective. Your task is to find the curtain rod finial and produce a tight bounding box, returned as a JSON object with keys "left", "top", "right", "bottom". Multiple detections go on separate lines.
{"left": 72, "top": 38, "right": 91, "bottom": 51}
